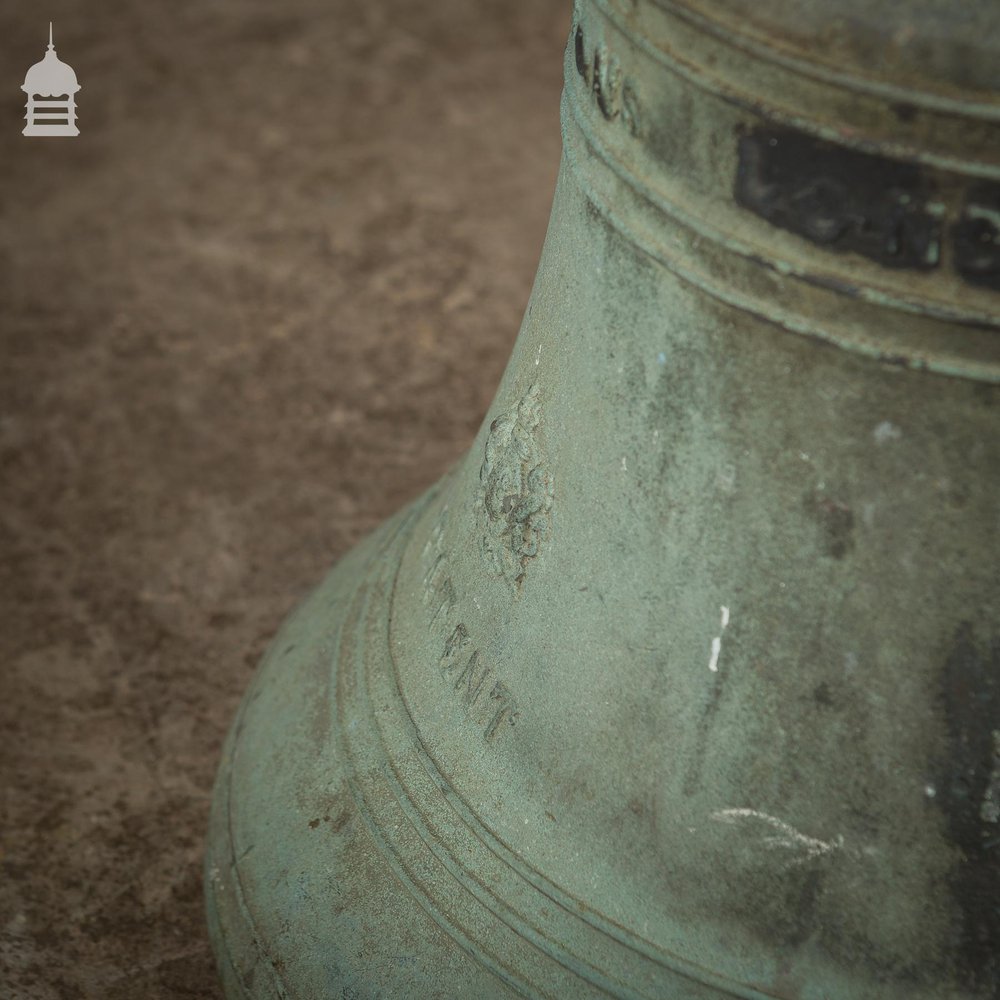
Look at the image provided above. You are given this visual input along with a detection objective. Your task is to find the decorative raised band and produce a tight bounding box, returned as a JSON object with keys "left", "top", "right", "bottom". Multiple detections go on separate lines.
{"left": 565, "top": 4, "right": 1000, "bottom": 380}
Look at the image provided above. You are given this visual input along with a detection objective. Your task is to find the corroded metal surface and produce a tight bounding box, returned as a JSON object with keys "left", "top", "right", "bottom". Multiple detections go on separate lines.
{"left": 206, "top": 1, "right": 1000, "bottom": 997}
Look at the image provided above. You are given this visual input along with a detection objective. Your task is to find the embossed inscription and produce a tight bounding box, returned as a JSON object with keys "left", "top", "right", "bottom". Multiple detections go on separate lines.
{"left": 419, "top": 506, "right": 521, "bottom": 743}
{"left": 425, "top": 556, "right": 456, "bottom": 625}
{"left": 476, "top": 383, "right": 553, "bottom": 592}
{"left": 440, "top": 624, "right": 519, "bottom": 743}
{"left": 574, "top": 24, "right": 640, "bottom": 136}
{"left": 422, "top": 506, "right": 456, "bottom": 623}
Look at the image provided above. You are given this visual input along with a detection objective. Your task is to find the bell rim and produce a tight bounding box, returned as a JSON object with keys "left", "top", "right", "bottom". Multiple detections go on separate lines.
{"left": 204, "top": 486, "right": 799, "bottom": 999}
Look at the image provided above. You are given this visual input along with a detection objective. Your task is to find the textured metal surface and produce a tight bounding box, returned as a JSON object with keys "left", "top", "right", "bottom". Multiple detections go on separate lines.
{"left": 206, "top": 1, "right": 1000, "bottom": 996}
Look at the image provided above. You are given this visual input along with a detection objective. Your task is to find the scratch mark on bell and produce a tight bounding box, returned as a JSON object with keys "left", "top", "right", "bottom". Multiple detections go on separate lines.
{"left": 708, "top": 604, "right": 730, "bottom": 672}
{"left": 712, "top": 807, "right": 844, "bottom": 865}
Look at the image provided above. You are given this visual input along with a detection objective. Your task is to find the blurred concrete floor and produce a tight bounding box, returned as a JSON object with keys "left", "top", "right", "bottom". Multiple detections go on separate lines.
{"left": 0, "top": 1, "right": 568, "bottom": 996}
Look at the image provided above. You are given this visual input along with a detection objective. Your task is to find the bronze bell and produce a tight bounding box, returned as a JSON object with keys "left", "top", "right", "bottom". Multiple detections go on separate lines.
{"left": 205, "top": 1, "right": 1000, "bottom": 996}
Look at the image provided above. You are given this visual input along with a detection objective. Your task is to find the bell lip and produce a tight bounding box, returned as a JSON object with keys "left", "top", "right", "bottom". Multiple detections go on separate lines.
{"left": 204, "top": 743, "right": 283, "bottom": 998}
{"left": 201, "top": 486, "right": 779, "bottom": 1000}
{"left": 208, "top": 472, "right": 923, "bottom": 1000}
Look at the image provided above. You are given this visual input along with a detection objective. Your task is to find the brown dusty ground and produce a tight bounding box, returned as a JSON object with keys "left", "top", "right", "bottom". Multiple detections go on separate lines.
{"left": 0, "top": 1, "right": 568, "bottom": 996}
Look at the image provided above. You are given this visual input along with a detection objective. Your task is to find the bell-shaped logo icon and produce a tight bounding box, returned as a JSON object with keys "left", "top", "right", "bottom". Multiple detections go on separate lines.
{"left": 22, "top": 23, "right": 80, "bottom": 137}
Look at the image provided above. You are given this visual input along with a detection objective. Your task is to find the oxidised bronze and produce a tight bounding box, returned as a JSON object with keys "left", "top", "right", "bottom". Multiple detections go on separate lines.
{"left": 206, "top": 2, "right": 1000, "bottom": 997}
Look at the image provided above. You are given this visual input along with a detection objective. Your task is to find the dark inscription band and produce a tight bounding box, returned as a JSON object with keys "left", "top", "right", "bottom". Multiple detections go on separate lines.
{"left": 735, "top": 126, "right": 1000, "bottom": 292}
{"left": 735, "top": 127, "right": 942, "bottom": 272}
{"left": 954, "top": 184, "right": 1000, "bottom": 292}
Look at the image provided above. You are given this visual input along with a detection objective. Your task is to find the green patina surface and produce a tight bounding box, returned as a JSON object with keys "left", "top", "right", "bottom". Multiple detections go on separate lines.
{"left": 206, "top": 1, "right": 1000, "bottom": 996}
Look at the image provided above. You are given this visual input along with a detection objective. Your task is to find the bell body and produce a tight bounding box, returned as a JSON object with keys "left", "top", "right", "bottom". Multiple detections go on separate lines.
{"left": 206, "top": 2, "right": 1000, "bottom": 997}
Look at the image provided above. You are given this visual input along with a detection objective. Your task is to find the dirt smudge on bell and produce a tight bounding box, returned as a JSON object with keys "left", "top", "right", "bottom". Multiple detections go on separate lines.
{"left": 805, "top": 490, "right": 855, "bottom": 560}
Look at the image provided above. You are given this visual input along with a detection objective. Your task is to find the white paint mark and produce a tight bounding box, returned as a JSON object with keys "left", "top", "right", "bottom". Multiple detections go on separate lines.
{"left": 621, "top": 456, "right": 627, "bottom": 472}
{"left": 712, "top": 808, "right": 844, "bottom": 864}
{"left": 799, "top": 452, "right": 810, "bottom": 462}
{"left": 708, "top": 605, "right": 730, "bottom": 672}
{"left": 924, "top": 784, "right": 936, "bottom": 799}
{"left": 534, "top": 344, "right": 542, "bottom": 367}
{"left": 708, "top": 636, "right": 722, "bottom": 673}
{"left": 873, "top": 421, "right": 902, "bottom": 445}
